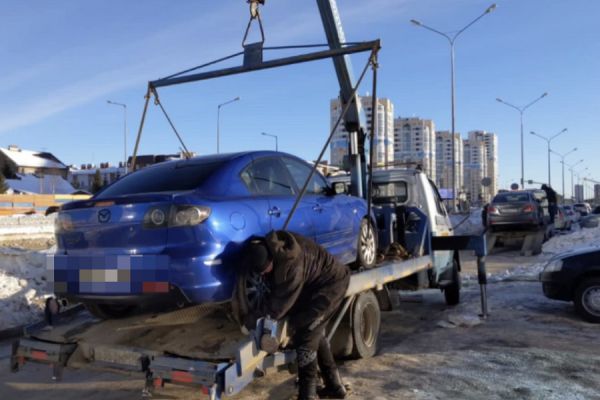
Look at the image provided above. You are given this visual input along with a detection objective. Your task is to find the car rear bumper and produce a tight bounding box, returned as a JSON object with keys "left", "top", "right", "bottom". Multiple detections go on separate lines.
{"left": 49, "top": 253, "right": 235, "bottom": 305}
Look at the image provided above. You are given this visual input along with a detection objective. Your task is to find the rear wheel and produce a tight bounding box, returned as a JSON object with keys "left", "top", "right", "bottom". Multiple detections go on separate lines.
{"left": 444, "top": 260, "right": 461, "bottom": 306}
{"left": 85, "top": 303, "right": 136, "bottom": 319}
{"left": 355, "top": 219, "right": 377, "bottom": 269}
{"left": 232, "top": 269, "right": 271, "bottom": 329}
{"left": 574, "top": 278, "right": 600, "bottom": 323}
{"left": 350, "top": 291, "right": 380, "bottom": 359}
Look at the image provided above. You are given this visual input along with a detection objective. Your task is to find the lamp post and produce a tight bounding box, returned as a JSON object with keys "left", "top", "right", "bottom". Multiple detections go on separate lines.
{"left": 106, "top": 100, "right": 128, "bottom": 173}
{"left": 567, "top": 159, "right": 584, "bottom": 203}
{"left": 216, "top": 96, "right": 240, "bottom": 154}
{"left": 529, "top": 128, "right": 567, "bottom": 186}
{"left": 496, "top": 93, "right": 548, "bottom": 189}
{"left": 261, "top": 132, "right": 278, "bottom": 151}
{"left": 411, "top": 3, "right": 496, "bottom": 210}
{"left": 550, "top": 147, "right": 577, "bottom": 204}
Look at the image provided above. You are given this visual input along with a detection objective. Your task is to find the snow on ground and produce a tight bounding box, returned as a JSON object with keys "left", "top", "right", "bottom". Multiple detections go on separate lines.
{"left": 0, "top": 246, "right": 54, "bottom": 330}
{"left": 542, "top": 224, "right": 600, "bottom": 255}
{"left": 0, "top": 214, "right": 55, "bottom": 238}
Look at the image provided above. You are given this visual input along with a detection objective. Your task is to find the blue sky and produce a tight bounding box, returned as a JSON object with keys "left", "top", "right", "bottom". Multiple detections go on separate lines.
{"left": 1, "top": 0, "right": 599, "bottom": 195}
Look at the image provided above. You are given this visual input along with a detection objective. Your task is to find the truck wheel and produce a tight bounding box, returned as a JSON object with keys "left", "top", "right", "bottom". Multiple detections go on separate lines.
{"left": 444, "top": 260, "right": 461, "bottom": 306}
{"left": 86, "top": 303, "right": 135, "bottom": 319}
{"left": 354, "top": 219, "right": 377, "bottom": 270}
{"left": 574, "top": 278, "right": 600, "bottom": 323}
{"left": 350, "top": 291, "right": 380, "bottom": 359}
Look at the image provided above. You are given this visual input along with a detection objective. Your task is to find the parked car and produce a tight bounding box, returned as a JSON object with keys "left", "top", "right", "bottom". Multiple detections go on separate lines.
{"left": 540, "top": 247, "right": 600, "bottom": 323}
{"left": 554, "top": 206, "right": 571, "bottom": 231}
{"left": 486, "top": 190, "right": 548, "bottom": 231}
{"left": 580, "top": 213, "right": 600, "bottom": 228}
{"left": 562, "top": 205, "right": 580, "bottom": 223}
{"left": 52, "top": 151, "right": 377, "bottom": 318}
{"left": 573, "top": 202, "right": 592, "bottom": 217}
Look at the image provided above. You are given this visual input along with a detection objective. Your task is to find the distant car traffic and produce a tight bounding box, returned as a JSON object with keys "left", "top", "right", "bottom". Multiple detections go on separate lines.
{"left": 540, "top": 247, "right": 600, "bottom": 323}
{"left": 562, "top": 205, "right": 580, "bottom": 223}
{"left": 52, "top": 151, "right": 376, "bottom": 318}
{"left": 486, "top": 190, "right": 548, "bottom": 231}
{"left": 573, "top": 203, "right": 592, "bottom": 217}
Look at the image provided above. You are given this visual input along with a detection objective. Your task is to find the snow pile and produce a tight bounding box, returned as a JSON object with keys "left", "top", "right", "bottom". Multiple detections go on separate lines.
{"left": 0, "top": 246, "right": 54, "bottom": 330}
{"left": 542, "top": 225, "right": 600, "bottom": 255}
{"left": 450, "top": 208, "right": 484, "bottom": 235}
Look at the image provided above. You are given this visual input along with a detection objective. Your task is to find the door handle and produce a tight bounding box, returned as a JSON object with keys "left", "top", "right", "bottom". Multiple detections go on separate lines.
{"left": 312, "top": 204, "right": 323, "bottom": 213}
{"left": 268, "top": 207, "right": 281, "bottom": 217}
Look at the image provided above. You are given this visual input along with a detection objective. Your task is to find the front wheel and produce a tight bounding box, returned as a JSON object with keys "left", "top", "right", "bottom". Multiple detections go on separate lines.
{"left": 574, "top": 278, "right": 600, "bottom": 323}
{"left": 354, "top": 219, "right": 377, "bottom": 269}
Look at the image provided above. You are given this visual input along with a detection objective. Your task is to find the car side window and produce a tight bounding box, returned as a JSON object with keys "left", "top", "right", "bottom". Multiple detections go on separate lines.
{"left": 428, "top": 179, "right": 447, "bottom": 216}
{"left": 243, "top": 158, "right": 295, "bottom": 196}
{"left": 282, "top": 157, "right": 328, "bottom": 195}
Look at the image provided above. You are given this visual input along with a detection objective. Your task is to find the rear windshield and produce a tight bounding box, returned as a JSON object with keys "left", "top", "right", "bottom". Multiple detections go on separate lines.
{"left": 372, "top": 181, "right": 408, "bottom": 203}
{"left": 96, "top": 161, "right": 224, "bottom": 198}
{"left": 492, "top": 192, "right": 530, "bottom": 203}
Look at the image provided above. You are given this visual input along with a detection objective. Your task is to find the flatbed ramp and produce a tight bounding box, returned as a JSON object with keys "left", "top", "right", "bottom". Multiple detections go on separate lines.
{"left": 10, "top": 255, "right": 447, "bottom": 399}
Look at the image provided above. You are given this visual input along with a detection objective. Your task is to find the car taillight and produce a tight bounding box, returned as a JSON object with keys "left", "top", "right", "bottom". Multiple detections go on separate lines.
{"left": 488, "top": 206, "right": 499, "bottom": 214}
{"left": 143, "top": 206, "right": 170, "bottom": 229}
{"left": 144, "top": 205, "right": 210, "bottom": 229}
{"left": 522, "top": 205, "right": 535, "bottom": 213}
{"left": 55, "top": 213, "right": 73, "bottom": 232}
{"left": 170, "top": 205, "right": 211, "bottom": 227}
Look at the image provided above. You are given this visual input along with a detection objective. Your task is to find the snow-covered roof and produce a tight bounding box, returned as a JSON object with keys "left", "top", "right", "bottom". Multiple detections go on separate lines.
{"left": 6, "top": 174, "right": 76, "bottom": 195}
{"left": 0, "top": 147, "right": 67, "bottom": 169}
{"left": 69, "top": 166, "right": 126, "bottom": 175}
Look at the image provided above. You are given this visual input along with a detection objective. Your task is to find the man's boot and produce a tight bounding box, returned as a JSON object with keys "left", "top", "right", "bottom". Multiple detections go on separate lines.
{"left": 297, "top": 349, "right": 318, "bottom": 400}
{"left": 317, "top": 336, "right": 347, "bottom": 399}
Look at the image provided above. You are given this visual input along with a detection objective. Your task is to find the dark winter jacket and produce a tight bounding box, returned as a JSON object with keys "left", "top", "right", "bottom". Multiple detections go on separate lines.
{"left": 264, "top": 230, "right": 350, "bottom": 330}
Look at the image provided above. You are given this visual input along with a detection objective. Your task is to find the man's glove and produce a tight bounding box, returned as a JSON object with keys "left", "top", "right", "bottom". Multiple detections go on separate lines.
{"left": 259, "top": 334, "right": 280, "bottom": 354}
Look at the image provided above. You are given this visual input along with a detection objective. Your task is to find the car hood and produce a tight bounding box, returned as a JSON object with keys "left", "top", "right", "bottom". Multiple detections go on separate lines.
{"left": 552, "top": 246, "right": 600, "bottom": 261}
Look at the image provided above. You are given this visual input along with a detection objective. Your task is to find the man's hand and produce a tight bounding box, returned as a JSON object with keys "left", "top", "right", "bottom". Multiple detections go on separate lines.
{"left": 259, "top": 334, "right": 280, "bottom": 354}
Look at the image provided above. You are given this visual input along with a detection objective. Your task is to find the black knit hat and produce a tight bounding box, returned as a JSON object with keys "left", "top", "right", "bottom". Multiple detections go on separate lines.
{"left": 244, "top": 239, "right": 272, "bottom": 273}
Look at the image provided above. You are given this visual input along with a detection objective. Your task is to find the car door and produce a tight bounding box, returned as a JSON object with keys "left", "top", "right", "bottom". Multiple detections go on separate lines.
{"left": 243, "top": 156, "right": 315, "bottom": 237}
{"left": 281, "top": 157, "right": 355, "bottom": 260}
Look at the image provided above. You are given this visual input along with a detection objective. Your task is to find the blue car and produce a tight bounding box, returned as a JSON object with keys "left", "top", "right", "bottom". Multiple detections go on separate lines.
{"left": 51, "top": 151, "right": 376, "bottom": 318}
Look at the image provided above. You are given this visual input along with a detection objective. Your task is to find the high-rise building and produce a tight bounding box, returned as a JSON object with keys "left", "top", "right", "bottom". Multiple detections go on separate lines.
{"left": 463, "top": 138, "right": 488, "bottom": 203}
{"left": 435, "top": 130, "right": 463, "bottom": 196}
{"left": 465, "top": 131, "right": 498, "bottom": 202}
{"left": 574, "top": 184, "right": 584, "bottom": 202}
{"left": 329, "top": 96, "right": 394, "bottom": 168}
{"left": 594, "top": 184, "right": 600, "bottom": 203}
{"left": 393, "top": 117, "right": 436, "bottom": 180}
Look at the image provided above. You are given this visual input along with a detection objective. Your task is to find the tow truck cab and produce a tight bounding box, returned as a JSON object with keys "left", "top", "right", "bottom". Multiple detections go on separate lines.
{"left": 330, "top": 168, "right": 458, "bottom": 293}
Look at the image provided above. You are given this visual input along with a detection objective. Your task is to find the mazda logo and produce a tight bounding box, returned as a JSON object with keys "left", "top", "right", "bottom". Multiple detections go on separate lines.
{"left": 98, "top": 209, "right": 111, "bottom": 223}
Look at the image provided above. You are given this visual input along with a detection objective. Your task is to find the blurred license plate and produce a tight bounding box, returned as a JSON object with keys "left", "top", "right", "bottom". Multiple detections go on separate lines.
{"left": 502, "top": 209, "right": 518, "bottom": 214}
{"left": 79, "top": 269, "right": 131, "bottom": 283}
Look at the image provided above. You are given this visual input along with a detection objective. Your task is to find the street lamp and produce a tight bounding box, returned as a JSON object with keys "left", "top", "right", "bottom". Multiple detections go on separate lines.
{"left": 567, "top": 159, "right": 584, "bottom": 202}
{"left": 411, "top": 3, "right": 496, "bottom": 210}
{"left": 550, "top": 147, "right": 577, "bottom": 204}
{"left": 106, "top": 100, "right": 128, "bottom": 173}
{"left": 529, "top": 128, "right": 567, "bottom": 186}
{"left": 216, "top": 96, "right": 240, "bottom": 154}
{"left": 496, "top": 93, "right": 548, "bottom": 189}
{"left": 261, "top": 132, "right": 278, "bottom": 151}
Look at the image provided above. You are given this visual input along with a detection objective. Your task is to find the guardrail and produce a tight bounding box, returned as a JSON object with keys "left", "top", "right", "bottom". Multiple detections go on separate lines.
{"left": 0, "top": 194, "right": 91, "bottom": 216}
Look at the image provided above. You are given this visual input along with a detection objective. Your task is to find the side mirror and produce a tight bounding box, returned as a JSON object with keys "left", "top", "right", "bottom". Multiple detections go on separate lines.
{"left": 332, "top": 182, "right": 348, "bottom": 195}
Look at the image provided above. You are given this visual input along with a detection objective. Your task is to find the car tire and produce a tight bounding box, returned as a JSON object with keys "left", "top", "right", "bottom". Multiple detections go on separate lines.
{"left": 350, "top": 291, "right": 380, "bottom": 359}
{"left": 231, "top": 268, "right": 271, "bottom": 329}
{"left": 86, "top": 303, "right": 136, "bottom": 319}
{"left": 574, "top": 278, "right": 600, "bottom": 324}
{"left": 354, "top": 219, "right": 377, "bottom": 270}
{"left": 444, "top": 260, "right": 461, "bottom": 306}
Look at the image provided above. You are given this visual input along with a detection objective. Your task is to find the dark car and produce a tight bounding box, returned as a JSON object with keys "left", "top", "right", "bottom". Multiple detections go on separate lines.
{"left": 540, "top": 247, "right": 600, "bottom": 323}
{"left": 486, "top": 190, "right": 547, "bottom": 231}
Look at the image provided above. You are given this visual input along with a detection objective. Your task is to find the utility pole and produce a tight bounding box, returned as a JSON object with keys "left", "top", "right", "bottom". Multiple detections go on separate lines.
{"left": 530, "top": 128, "right": 567, "bottom": 186}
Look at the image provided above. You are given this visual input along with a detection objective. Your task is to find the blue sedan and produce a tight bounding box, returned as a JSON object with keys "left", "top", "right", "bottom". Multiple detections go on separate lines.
{"left": 51, "top": 151, "right": 376, "bottom": 317}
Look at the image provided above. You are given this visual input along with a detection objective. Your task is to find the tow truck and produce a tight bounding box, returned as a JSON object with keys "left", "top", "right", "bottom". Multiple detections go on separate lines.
{"left": 10, "top": 2, "right": 489, "bottom": 399}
